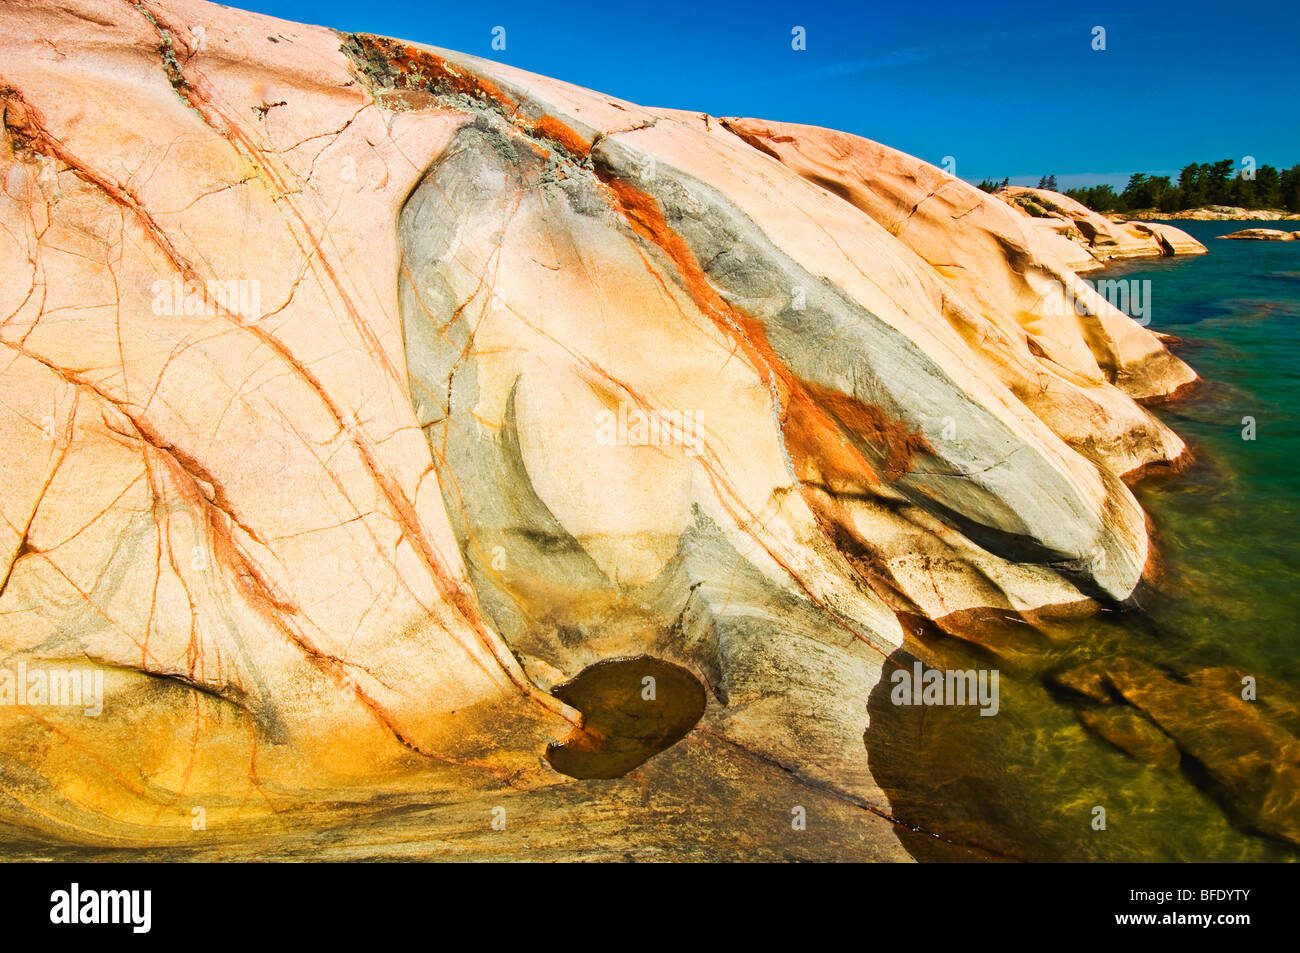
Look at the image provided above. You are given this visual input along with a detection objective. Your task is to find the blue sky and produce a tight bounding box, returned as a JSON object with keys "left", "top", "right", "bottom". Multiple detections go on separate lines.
{"left": 224, "top": 0, "right": 1299, "bottom": 187}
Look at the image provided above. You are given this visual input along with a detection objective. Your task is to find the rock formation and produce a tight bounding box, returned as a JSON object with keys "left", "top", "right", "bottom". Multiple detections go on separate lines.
{"left": 1219, "top": 228, "right": 1300, "bottom": 241}
{"left": 0, "top": 0, "right": 1201, "bottom": 858}
{"left": 994, "top": 186, "right": 1207, "bottom": 267}
{"left": 1123, "top": 206, "right": 1300, "bottom": 222}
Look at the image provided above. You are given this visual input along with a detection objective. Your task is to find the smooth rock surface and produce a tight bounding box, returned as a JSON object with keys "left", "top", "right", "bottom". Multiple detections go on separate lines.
{"left": 0, "top": 0, "right": 1201, "bottom": 858}
{"left": 996, "top": 186, "right": 1208, "bottom": 267}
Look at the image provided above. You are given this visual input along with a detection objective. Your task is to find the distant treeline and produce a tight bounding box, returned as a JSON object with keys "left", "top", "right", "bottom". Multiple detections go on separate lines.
{"left": 976, "top": 162, "right": 1300, "bottom": 213}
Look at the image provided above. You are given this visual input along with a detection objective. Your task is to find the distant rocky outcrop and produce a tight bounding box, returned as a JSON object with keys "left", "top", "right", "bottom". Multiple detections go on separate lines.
{"left": 994, "top": 187, "right": 1207, "bottom": 268}
{"left": 1123, "top": 206, "right": 1300, "bottom": 222}
{"left": 0, "top": 0, "right": 1201, "bottom": 857}
{"left": 1219, "top": 228, "right": 1300, "bottom": 241}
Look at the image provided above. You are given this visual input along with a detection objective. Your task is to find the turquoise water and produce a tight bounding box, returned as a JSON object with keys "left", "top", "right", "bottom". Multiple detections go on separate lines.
{"left": 1109, "top": 221, "right": 1300, "bottom": 683}
{"left": 868, "top": 221, "right": 1300, "bottom": 861}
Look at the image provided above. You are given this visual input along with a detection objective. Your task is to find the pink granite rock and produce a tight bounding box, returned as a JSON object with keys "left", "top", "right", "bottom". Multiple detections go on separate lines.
{"left": 0, "top": 0, "right": 1201, "bottom": 856}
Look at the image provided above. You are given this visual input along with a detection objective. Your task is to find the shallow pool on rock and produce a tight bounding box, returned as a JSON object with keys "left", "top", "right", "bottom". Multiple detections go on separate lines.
{"left": 546, "top": 656, "right": 708, "bottom": 780}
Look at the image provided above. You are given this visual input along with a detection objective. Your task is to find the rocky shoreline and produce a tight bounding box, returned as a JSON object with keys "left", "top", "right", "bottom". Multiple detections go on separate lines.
{"left": 0, "top": 0, "right": 1243, "bottom": 860}
{"left": 1119, "top": 205, "right": 1300, "bottom": 222}
{"left": 994, "top": 186, "right": 1207, "bottom": 269}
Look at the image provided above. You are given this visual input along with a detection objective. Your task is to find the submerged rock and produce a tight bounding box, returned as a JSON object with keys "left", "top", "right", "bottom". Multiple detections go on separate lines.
{"left": 1077, "top": 707, "right": 1180, "bottom": 770}
{"left": 1056, "top": 658, "right": 1300, "bottom": 846}
{"left": 1050, "top": 659, "right": 1118, "bottom": 703}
